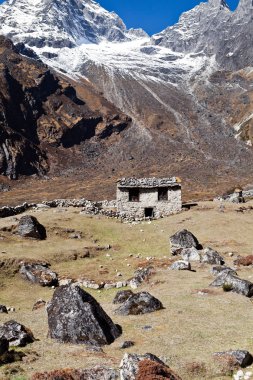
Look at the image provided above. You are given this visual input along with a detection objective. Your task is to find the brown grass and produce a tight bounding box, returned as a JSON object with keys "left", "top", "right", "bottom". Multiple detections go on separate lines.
{"left": 234, "top": 255, "right": 253, "bottom": 266}
{"left": 0, "top": 201, "right": 253, "bottom": 379}
{"left": 136, "top": 359, "right": 182, "bottom": 380}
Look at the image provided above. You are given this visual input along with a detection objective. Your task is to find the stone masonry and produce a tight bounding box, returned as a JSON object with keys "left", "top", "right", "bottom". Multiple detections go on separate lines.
{"left": 117, "top": 177, "right": 182, "bottom": 219}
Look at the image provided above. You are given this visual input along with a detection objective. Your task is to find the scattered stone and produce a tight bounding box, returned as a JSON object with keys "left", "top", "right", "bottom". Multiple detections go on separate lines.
{"left": 58, "top": 278, "right": 73, "bottom": 286}
{"left": 120, "top": 341, "right": 135, "bottom": 349}
{"left": 170, "top": 260, "right": 191, "bottom": 271}
{"left": 119, "top": 353, "right": 170, "bottom": 380}
{"left": 20, "top": 263, "right": 58, "bottom": 287}
{"left": 69, "top": 232, "right": 82, "bottom": 239}
{"left": 234, "top": 255, "right": 253, "bottom": 267}
{"left": 214, "top": 350, "right": 253, "bottom": 368}
{"left": 104, "top": 282, "right": 117, "bottom": 290}
{"left": 32, "top": 300, "right": 46, "bottom": 311}
{"left": 181, "top": 247, "right": 201, "bottom": 262}
{"left": 142, "top": 325, "right": 153, "bottom": 331}
{"left": 0, "top": 320, "right": 35, "bottom": 347}
{"left": 0, "top": 305, "right": 8, "bottom": 314}
{"left": 129, "top": 278, "right": 141, "bottom": 289}
{"left": 81, "top": 279, "right": 104, "bottom": 290}
{"left": 117, "top": 272, "right": 123, "bottom": 277}
{"left": 17, "top": 215, "right": 46, "bottom": 240}
{"left": 47, "top": 284, "right": 122, "bottom": 346}
{"left": 85, "top": 345, "right": 104, "bottom": 353}
{"left": 211, "top": 266, "right": 237, "bottom": 277}
{"left": 7, "top": 307, "right": 15, "bottom": 313}
{"left": 113, "top": 290, "right": 134, "bottom": 304}
{"left": 31, "top": 366, "right": 119, "bottom": 380}
{"left": 114, "top": 292, "right": 163, "bottom": 316}
{"left": 136, "top": 358, "right": 182, "bottom": 380}
{"left": 170, "top": 229, "right": 200, "bottom": 255}
{"left": 202, "top": 247, "right": 225, "bottom": 265}
{"left": 210, "top": 272, "right": 253, "bottom": 297}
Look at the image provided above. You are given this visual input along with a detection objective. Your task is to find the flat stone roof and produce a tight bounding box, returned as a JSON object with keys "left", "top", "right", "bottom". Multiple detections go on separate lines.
{"left": 117, "top": 177, "right": 181, "bottom": 188}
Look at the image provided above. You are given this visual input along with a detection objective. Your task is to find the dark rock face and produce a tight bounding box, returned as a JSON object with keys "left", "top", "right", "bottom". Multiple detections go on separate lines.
{"left": 31, "top": 366, "right": 120, "bottom": 380}
{"left": 17, "top": 215, "right": 46, "bottom": 239}
{"left": 20, "top": 263, "right": 58, "bottom": 287}
{"left": 170, "top": 229, "right": 200, "bottom": 255}
{"left": 120, "top": 353, "right": 169, "bottom": 380}
{"left": 170, "top": 260, "right": 191, "bottom": 271}
{"left": 113, "top": 290, "right": 134, "bottom": 304}
{"left": 0, "top": 305, "right": 8, "bottom": 314}
{"left": 47, "top": 284, "right": 122, "bottom": 346}
{"left": 202, "top": 247, "right": 225, "bottom": 265}
{"left": 210, "top": 272, "right": 253, "bottom": 297}
{"left": 0, "top": 320, "right": 35, "bottom": 347}
{"left": 0, "top": 337, "right": 9, "bottom": 356}
{"left": 136, "top": 359, "right": 182, "bottom": 380}
{"left": 114, "top": 292, "right": 163, "bottom": 316}
{"left": 214, "top": 350, "right": 253, "bottom": 368}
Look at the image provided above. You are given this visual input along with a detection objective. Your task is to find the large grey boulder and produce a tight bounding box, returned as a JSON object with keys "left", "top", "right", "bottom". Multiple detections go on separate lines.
{"left": 17, "top": 215, "right": 46, "bottom": 240}
{"left": 210, "top": 272, "right": 253, "bottom": 297}
{"left": 181, "top": 247, "right": 201, "bottom": 262}
{"left": 20, "top": 263, "right": 58, "bottom": 287}
{"left": 47, "top": 284, "right": 122, "bottom": 346}
{"left": 214, "top": 350, "right": 253, "bottom": 368}
{"left": 0, "top": 320, "right": 35, "bottom": 347}
{"left": 170, "top": 260, "right": 191, "bottom": 271}
{"left": 202, "top": 247, "right": 225, "bottom": 265}
{"left": 120, "top": 353, "right": 165, "bottom": 380}
{"left": 170, "top": 229, "right": 200, "bottom": 255}
{"left": 114, "top": 292, "right": 163, "bottom": 316}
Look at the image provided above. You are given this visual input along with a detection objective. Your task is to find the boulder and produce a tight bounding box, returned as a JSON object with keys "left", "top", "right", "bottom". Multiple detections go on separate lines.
{"left": 47, "top": 284, "right": 122, "bottom": 346}
{"left": 17, "top": 215, "right": 46, "bottom": 240}
{"left": 211, "top": 266, "right": 237, "bottom": 277}
{"left": 0, "top": 305, "right": 8, "bottom": 314}
{"left": 214, "top": 350, "right": 253, "bottom": 368}
{"left": 0, "top": 320, "right": 35, "bottom": 347}
{"left": 210, "top": 272, "right": 253, "bottom": 297}
{"left": 20, "top": 263, "right": 58, "bottom": 287}
{"left": 136, "top": 359, "right": 182, "bottom": 380}
{"left": 169, "top": 229, "right": 200, "bottom": 255}
{"left": 170, "top": 260, "right": 191, "bottom": 271}
{"left": 31, "top": 366, "right": 119, "bottom": 380}
{"left": 114, "top": 292, "right": 163, "bottom": 316}
{"left": 120, "top": 353, "right": 173, "bottom": 380}
{"left": 202, "top": 247, "right": 225, "bottom": 265}
{"left": 113, "top": 290, "right": 134, "bottom": 304}
{"left": 181, "top": 247, "right": 201, "bottom": 262}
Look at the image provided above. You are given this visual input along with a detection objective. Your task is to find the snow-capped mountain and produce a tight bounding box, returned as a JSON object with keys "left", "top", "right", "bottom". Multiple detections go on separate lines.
{"left": 0, "top": 0, "right": 253, "bottom": 194}
{"left": 0, "top": 0, "right": 147, "bottom": 49}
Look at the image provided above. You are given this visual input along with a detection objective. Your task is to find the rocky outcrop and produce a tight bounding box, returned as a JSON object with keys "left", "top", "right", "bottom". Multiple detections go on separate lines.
{"left": 47, "top": 284, "right": 122, "bottom": 346}
{"left": 120, "top": 353, "right": 180, "bottom": 380}
{"left": 201, "top": 247, "right": 225, "bottom": 265}
{"left": 17, "top": 215, "right": 46, "bottom": 239}
{"left": 20, "top": 263, "right": 58, "bottom": 287}
{"left": 0, "top": 320, "right": 35, "bottom": 347}
{"left": 0, "top": 36, "right": 131, "bottom": 180}
{"left": 114, "top": 291, "right": 163, "bottom": 316}
{"left": 214, "top": 350, "right": 253, "bottom": 368}
{"left": 210, "top": 272, "right": 253, "bottom": 297}
{"left": 211, "top": 266, "right": 237, "bottom": 277}
{"left": 170, "top": 229, "right": 200, "bottom": 255}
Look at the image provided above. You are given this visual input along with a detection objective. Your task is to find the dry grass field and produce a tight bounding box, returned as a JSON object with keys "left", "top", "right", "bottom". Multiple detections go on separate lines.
{"left": 0, "top": 201, "right": 253, "bottom": 379}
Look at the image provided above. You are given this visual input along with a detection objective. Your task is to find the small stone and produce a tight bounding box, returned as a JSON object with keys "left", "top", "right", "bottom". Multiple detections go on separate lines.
{"left": 114, "top": 291, "right": 163, "bottom": 316}
{"left": 120, "top": 341, "right": 135, "bottom": 349}
{"left": 0, "top": 305, "right": 8, "bottom": 314}
{"left": 170, "top": 260, "right": 191, "bottom": 271}
{"left": 32, "top": 299, "right": 46, "bottom": 311}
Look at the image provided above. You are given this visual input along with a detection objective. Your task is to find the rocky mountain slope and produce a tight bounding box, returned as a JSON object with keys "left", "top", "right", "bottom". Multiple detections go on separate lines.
{"left": 0, "top": 0, "right": 252, "bottom": 199}
{"left": 0, "top": 36, "right": 131, "bottom": 180}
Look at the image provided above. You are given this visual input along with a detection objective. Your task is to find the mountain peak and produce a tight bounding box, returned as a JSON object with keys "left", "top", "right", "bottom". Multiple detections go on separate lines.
{"left": 208, "top": 0, "right": 230, "bottom": 9}
{"left": 0, "top": 0, "right": 145, "bottom": 48}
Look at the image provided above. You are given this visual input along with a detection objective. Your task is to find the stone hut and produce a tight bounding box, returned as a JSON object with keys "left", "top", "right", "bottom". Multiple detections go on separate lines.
{"left": 117, "top": 177, "right": 182, "bottom": 219}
